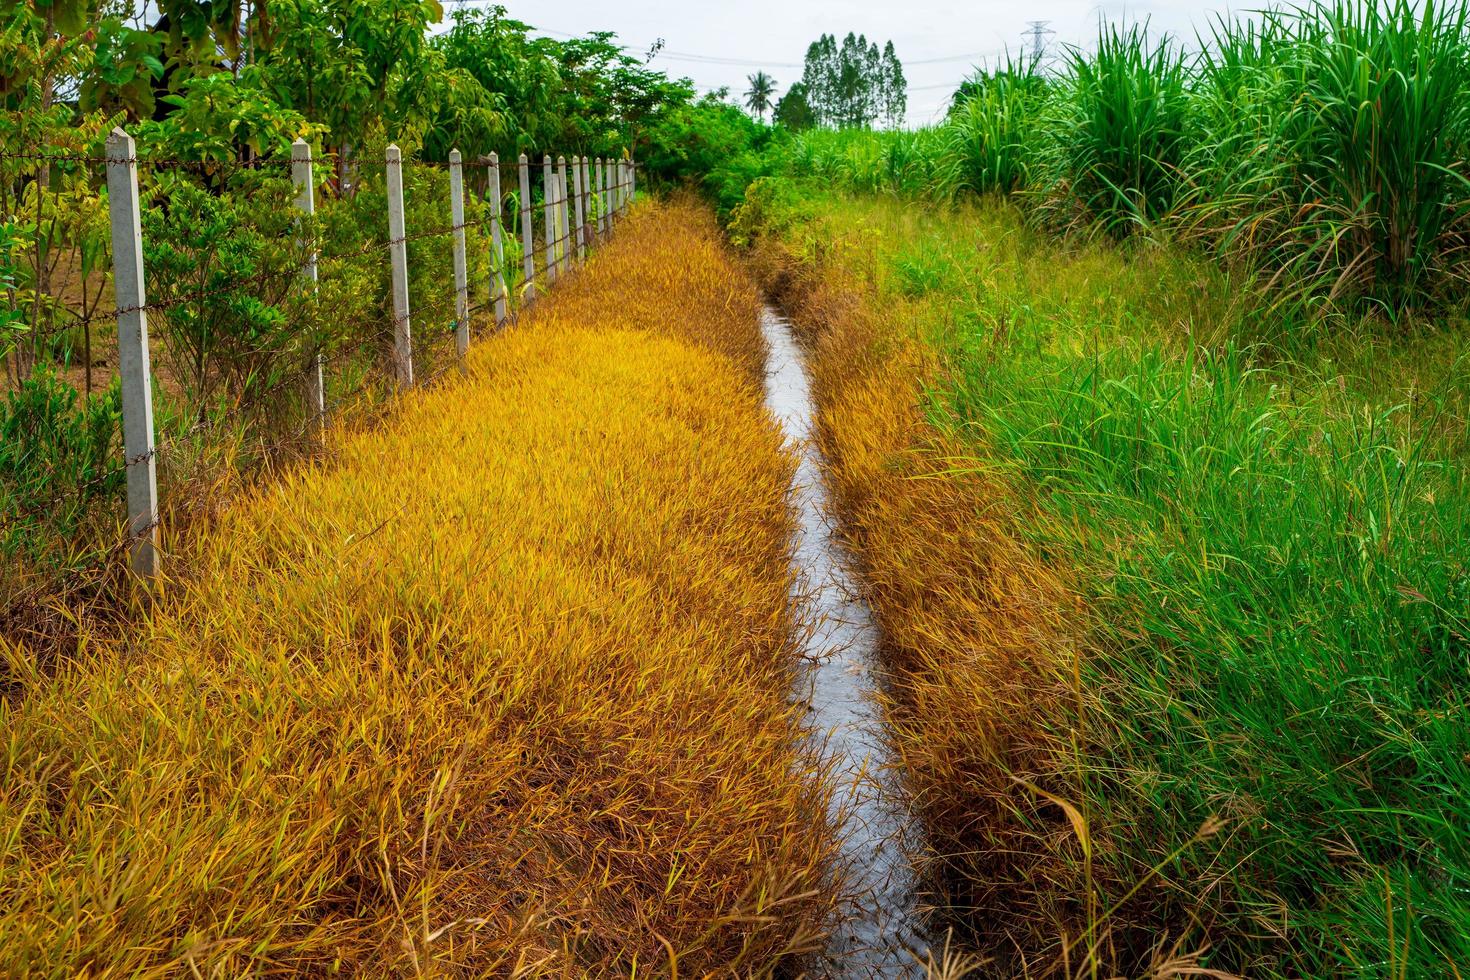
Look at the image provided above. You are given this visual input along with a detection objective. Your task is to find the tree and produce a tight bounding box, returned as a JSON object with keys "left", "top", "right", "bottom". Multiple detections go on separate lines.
{"left": 774, "top": 82, "right": 815, "bottom": 130}
{"left": 798, "top": 32, "right": 906, "bottom": 129}
{"left": 880, "top": 41, "right": 906, "bottom": 127}
{"left": 744, "top": 70, "right": 775, "bottom": 123}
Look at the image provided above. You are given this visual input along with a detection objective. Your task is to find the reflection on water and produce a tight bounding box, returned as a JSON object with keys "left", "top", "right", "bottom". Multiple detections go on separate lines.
{"left": 761, "top": 307, "right": 930, "bottom": 977}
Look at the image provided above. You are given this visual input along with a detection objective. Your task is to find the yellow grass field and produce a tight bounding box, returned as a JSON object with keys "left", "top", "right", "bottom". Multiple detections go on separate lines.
{"left": 0, "top": 201, "right": 837, "bottom": 975}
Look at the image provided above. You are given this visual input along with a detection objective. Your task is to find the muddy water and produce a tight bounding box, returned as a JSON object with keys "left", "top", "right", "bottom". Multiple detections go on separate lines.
{"left": 761, "top": 307, "right": 930, "bottom": 977}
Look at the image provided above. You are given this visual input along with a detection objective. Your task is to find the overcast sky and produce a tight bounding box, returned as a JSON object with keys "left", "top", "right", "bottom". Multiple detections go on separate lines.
{"left": 471, "top": 0, "right": 1246, "bottom": 125}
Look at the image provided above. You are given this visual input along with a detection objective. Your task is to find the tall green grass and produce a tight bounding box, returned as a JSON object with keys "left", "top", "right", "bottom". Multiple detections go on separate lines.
{"left": 742, "top": 187, "right": 1470, "bottom": 975}
{"left": 939, "top": 56, "right": 1045, "bottom": 195}
{"left": 751, "top": 0, "right": 1470, "bottom": 312}
{"left": 957, "top": 335, "right": 1470, "bottom": 974}
{"left": 1187, "top": 0, "right": 1470, "bottom": 307}
{"left": 786, "top": 128, "right": 949, "bottom": 197}
{"left": 1039, "top": 23, "right": 1190, "bottom": 233}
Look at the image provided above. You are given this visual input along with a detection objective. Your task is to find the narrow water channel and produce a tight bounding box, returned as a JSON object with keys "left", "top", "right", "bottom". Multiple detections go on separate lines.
{"left": 760, "top": 307, "right": 931, "bottom": 977}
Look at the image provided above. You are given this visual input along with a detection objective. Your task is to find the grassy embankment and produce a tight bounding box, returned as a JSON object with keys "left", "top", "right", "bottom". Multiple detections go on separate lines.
{"left": 736, "top": 184, "right": 1470, "bottom": 977}
{"left": 0, "top": 200, "right": 839, "bottom": 975}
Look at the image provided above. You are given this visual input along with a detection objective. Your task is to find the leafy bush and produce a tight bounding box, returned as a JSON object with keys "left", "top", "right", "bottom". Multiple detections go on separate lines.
{"left": 142, "top": 172, "right": 313, "bottom": 414}
{"left": 0, "top": 220, "right": 29, "bottom": 362}
{"left": 0, "top": 370, "right": 122, "bottom": 559}
{"left": 726, "top": 176, "right": 814, "bottom": 247}
{"left": 643, "top": 96, "right": 768, "bottom": 198}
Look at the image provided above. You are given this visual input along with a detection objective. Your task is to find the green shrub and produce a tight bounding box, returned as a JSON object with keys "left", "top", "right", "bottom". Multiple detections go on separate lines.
{"left": 142, "top": 172, "right": 312, "bottom": 415}
{"left": 0, "top": 370, "right": 122, "bottom": 560}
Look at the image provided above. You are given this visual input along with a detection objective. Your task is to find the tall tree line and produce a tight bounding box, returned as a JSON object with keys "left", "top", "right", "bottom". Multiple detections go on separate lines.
{"left": 796, "top": 33, "right": 906, "bottom": 129}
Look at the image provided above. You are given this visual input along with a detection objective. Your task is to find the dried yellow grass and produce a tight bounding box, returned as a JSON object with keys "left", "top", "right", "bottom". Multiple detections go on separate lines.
{"left": 0, "top": 200, "right": 837, "bottom": 976}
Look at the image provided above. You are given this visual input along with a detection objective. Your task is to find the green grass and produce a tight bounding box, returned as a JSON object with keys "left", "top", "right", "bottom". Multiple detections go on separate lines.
{"left": 1183, "top": 0, "right": 1470, "bottom": 308}
{"left": 742, "top": 185, "right": 1470, "bottom": 975}
{"left": 1038, "top": 22, "right": 1190, "bottom": 233}
{"left": 767, "top": 0, "right": 1470, "bottom": 313}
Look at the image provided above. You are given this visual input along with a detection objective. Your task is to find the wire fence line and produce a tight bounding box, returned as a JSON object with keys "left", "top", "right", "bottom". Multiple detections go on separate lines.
{"left": 2, "top": 129, "right": 638, "bottom": 600}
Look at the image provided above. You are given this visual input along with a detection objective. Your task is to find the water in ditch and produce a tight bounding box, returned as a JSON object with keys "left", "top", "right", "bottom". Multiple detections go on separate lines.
{"left": 760, "top": 306, "right": 931, "bottom": 977}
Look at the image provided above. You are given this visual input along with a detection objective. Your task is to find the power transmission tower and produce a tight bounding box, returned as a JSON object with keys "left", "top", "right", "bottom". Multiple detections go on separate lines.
{"left": 1023, "top": 21, "right": 1055, "bottom": 62}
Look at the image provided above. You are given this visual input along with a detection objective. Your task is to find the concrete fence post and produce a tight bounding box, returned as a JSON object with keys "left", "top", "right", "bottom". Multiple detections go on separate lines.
{"left": 602, "top": 161, "right": 614, "bottom": 235}
{"left": 561, "top": 173, "right": 571, "bottom": 273}
{"left": 542, "top": 155, "right": 557, "bottom": 286}
{"left": 105, "top": 127, "right": 160, "bottom": 579}
{"left": 581, "top": 155, "right": 591, "bottom": 255}
{"left": 602, "top": 160, "right": 614, "bottom": 230}
{"left": 573, "top": 156, "right": 587, "bottom": 261}
{"left": 594, "top": 157, "right": 605, "bottom": 237}
{"left": 602, "top": 159, "right": 614, "bottom": 224}
{"left": 518, "top": 153, "right": 535, "bottom": 304}
{"left": 449, "top": 148, "right": 469, "bottom": 358}
{"left": 629, "top": 160, "right": 636, "bottom": 204}
{"left": 488, "top": 151, "right": 508, "bottom": 326}
{"left": 556, "top": 155, "right": 569, "bottom": 275}
{"left": 385, "top": 144, "right": 414, "bottom": 386}
{"left": 551, "top": 174, "right": 563, "bottom": 277}
{"left": 290, "top": 138, "right": 325, "bottom": 430}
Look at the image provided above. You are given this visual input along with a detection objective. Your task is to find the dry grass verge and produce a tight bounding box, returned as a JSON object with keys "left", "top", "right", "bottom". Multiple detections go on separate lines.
{"left": 0, "top": 200, "right": 837, "bottom": 976}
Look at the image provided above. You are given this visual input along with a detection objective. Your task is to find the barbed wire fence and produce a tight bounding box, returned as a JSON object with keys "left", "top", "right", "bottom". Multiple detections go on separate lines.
{"left": 1, "top": 128, "right": 637, "bottom": 629}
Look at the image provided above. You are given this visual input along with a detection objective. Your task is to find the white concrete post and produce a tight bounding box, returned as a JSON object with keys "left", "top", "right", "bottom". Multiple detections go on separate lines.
{"left": 105, "top": 127, "right": 159, "bottom": 579}
{"left": 542, "top": 155, "right": 557, "bottom": 286}
{"left": 488, "top": 152, "right": 508, "bottom": 326}
{"left": 590, "top": 160, "right": 602, "bottom": 240}
{"left": 619, "top": 159, "right": 628, "bottom": 215}
{"left": 584, "top": 156, "right": 596, "bottom": 247}
{"left": 549, "top": 174, "right": 561, "bottom": 276}
{"left": 518, "top": 153, "right": 535, "bottom": 304}
{"left": 597, "top": 158, "right": 608, "bottom": 236}
{"left": 572, "top": 156, "right": 586, "bottom": 261}
{"left": 556, "top": 156, "right": 569, "bottom": 275}
{"left": 290, "top": 138, "right": 325, "bottom": 429}
{"left": 605, "top": 159, "right": 615, "bottom": 229}
{"left": 606, "top": 159, "right": 615, "bottom": 225}
{"left": 599, "top": 160, "right": 611, "bottom": 238}
{"left": 449, "top": 148, "right": 469, "bottom": 358}
{"left": 385, "top": 144, "right": 413, "bottom": 387}
{"left": 629, "top": 159, "right": 636, "bottom": 204}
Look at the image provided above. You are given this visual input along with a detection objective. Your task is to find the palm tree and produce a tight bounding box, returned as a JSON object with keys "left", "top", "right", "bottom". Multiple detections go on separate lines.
{"left": 744, "top": 71, "right": 777, "bottom": 123}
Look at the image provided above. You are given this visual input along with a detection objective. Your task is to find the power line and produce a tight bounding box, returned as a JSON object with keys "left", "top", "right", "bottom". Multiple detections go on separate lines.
{"left": 906, "top": 47, "right": 1009, "bottom": 65}
{"left": 1024, "top": 20, "right": 1055, "bottom": 61}
{"left": 444, "top": 4, "right": 1013, "bottom": 73}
